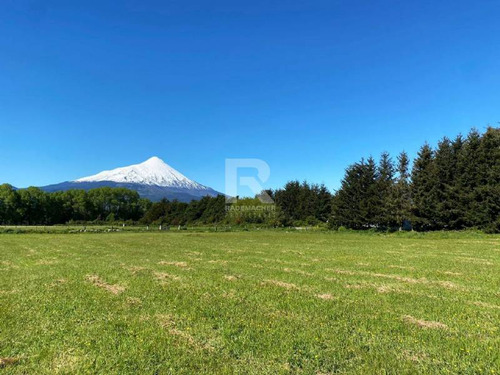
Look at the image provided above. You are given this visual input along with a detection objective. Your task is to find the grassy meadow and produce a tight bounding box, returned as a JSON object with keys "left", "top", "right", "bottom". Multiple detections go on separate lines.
{"left": 0, "top": 230, "right": 499, "bottom": 374}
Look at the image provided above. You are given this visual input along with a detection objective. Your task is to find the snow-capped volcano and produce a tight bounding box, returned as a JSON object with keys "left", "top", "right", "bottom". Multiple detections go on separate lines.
{"left": 75, "top": 156, "right": 209, "bottom": 190}
{"left": 40, "top": 157, "right": 220, "bottom": 202}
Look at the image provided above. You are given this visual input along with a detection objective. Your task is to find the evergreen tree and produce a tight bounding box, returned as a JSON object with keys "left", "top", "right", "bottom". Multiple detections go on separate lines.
{"left": 476, "top": 127, "right": 500, "bottom": 232}
{"left": 376, "top": 152, "right": 395, "bottom": 228}
{"left": 392, "top": 151, "right": 412, "bottom": 230}
{"left": 411, "top": 144, "right": 439, "bottom": 230}
{"left": 434, "top": 136, "right": 463, "bottom": 229}
{"left": 331, "top": 162, "right": 363, "bottom": 229}
{"left": 332, "top": 157, "right": 379, "bottom": 229}
{"left": 362, "top": 157, "right": 381, "bottom": 227}
{"left": 274, "top": 181, "right": 302, "bottom": 225}
{"left": 457, "top": 129, "right": 482, "bottom": 227}
{"left": 315, "top": 184, "right": 332, "bottom": 223}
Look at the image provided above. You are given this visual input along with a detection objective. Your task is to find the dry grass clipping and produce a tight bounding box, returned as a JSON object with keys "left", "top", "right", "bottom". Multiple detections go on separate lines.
{"left": 316, "top": 293, "right": 334, "bottom": 300}
{"left": 402, "top": 350, "right": 428, "bottom": 363}
{"left": 156, "top": 314, "right": 213, "bottom": 351}
{"left": 126, "top": 297, "right": 142, "bottom": 305}
{"left": 49, "top": 279, "right": 67, "bottom": 288}
{"left": 0, "top": 357, "right": 19, "bottom": 367}
{"left": 284, "top": 267, "right": 313, "bottom": 276}
{"left": 326, "top": 269, "right": 357, "bottom": 275}
{"left": 389, "top": 265, "right": 415, "bottom": 271}
{"left": 442, "top": 271, "right": 462, "bottom": 276}
{"left": 472, "top": 301, "right": 500, "bottom": 310}
{"left": 208, "top": 260, "right": 228, "bottom": 265}
{"left": 36, "top": 259, "right": 58, "bottom": 265}
{"left": 122, "top": 265, "right": 147, "bottom": 274}
{"left": 403, "top": 315, "right": 448, "bottom": 330}
{"left": 262, "top": 280, "right": 299, "bottom": 290}
{"left": 329, "top": 269, "right": 461, "bottom": 290}
{"left": 86, "top": 275, "right": 125, "bottom": 295}
{"left": 158, "top": 261, "right": 190, "bottom": 268}
{"left": 154, "top": 272, "right": 181, "bottom": 281}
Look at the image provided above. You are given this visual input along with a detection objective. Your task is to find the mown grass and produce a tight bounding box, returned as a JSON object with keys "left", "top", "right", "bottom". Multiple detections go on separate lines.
{"left": 1, "top": 231, "right": 499, "bottom": 374}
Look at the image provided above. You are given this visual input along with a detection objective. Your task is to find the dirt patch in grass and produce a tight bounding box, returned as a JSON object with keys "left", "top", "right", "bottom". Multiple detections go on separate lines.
{"left": 86, "top": 275, "right": 125, "bottom": 295}
{"left": 224, "top": 275, "right": 238, "bottom": 281}
{"left": 403, "top": 315, "right": 448, "bottom": 330}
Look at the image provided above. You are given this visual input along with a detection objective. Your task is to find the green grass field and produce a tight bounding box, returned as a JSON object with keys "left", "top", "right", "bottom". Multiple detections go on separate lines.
{"left": 1, "top": 231, "right": 499, "bottom": 374}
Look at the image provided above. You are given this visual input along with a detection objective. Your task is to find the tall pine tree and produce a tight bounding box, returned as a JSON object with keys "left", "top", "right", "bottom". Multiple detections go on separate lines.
{"left": 332, "top": 157, "right": 379, "bottom": 229}
{"left": 392, "top": 151, "right": 412, "bottom": 230}
{"left": 376, "top": 152, "right": 395, "bottom": 228}
{"left": 411, "top": 144, "right": 439, "bottom": 230}
{"left": 434, "top": 136, "right": 463, "bottom": 229}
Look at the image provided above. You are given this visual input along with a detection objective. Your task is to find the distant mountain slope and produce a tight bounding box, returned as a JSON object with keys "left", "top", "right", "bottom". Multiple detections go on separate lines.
{"left": 40, "top": 157, "right": 221, "bottom": 202}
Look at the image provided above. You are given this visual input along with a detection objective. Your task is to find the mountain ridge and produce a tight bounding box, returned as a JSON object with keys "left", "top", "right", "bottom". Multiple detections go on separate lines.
{"left": 40, "top": 157, "right": 221, "bottom": 202}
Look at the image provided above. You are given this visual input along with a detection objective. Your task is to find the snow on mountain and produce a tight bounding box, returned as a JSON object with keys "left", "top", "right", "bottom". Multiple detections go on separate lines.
{"left": 75, "top": 156, "right": 210, "bottom": 190}
{"left": 40, "top": 157, "right": 220, "bottom": 202}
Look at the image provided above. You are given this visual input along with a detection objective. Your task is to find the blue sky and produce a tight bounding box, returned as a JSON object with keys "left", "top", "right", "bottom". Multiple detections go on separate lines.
{"left": 1, "top": 0, "right": 499, "bottom": 193}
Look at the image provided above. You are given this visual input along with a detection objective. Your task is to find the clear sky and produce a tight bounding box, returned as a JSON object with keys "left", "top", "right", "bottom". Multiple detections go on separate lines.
{"left": 1, "top": 0, "right": 499, "bottom": 193}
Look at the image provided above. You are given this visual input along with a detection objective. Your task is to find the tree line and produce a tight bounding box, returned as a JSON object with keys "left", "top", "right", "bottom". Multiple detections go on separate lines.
{"left": 0, "top": 186, "right": 151, "bottom": 225}
{"left": 1, "top": 127, "right": 498, "bottom": 232}
{"left": 331, "top": 127, "right": 499, "bottom": 232}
